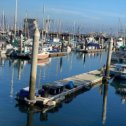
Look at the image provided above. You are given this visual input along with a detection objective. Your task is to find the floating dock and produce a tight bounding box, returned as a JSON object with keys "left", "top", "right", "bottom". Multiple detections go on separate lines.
{"left": 49, "top": 52, "right": 67, "bottom": 57}
{"left": 76, "top": 49, "right": 105, "bottom": 53}
{"left": 7, "top": 52, "right": 67, "bottom": 60}
{"left": 25, "top": 69, "right": 103, "bottom": 106}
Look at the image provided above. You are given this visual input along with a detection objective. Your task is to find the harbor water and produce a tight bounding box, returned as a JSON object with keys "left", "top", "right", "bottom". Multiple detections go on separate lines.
{"left": 0, "top": 52, "right": 126, "bottom": 126}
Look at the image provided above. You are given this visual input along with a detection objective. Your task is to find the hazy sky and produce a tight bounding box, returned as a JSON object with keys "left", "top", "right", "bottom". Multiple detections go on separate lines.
{"left": 0, "top": 0, "right": 126, "bottom": 33}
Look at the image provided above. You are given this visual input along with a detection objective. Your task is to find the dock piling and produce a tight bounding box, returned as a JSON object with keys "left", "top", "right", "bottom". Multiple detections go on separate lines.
{"left": 104, "top": 37, "right": 113, "bottom": 80}
{"left": 102, "top": 82, "right": 108, "bottom": 126}
{"left": 29, "top": 21, "right": 40, "bottom": 102}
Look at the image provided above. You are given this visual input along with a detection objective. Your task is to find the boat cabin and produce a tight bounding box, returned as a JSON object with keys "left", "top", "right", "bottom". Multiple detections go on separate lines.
{"left": 114, "top": 64, "right": 126, "bottom": 73}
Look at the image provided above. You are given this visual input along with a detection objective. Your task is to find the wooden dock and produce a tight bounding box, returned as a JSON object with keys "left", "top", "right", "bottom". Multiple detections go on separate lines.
{"left": 76, "top": 49, "right": 105, "bottom": 53}
{"left": 25, "top": 69, "right": 103, "bottom": 106}
{"left": 49, "top": 52, "right": 67, "bottom": 57}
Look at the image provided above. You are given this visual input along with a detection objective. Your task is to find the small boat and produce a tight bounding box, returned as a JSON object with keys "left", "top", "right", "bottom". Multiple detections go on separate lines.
{"left": 111, "top": 50, "right": 126, "bottom": 64}
{"left": 16, "top": 87, "right": 38, "bottom": 101}
{"left": 37, "top": 51, "right": 49, "bottom": 60}
{"left": 110, "top": 64, "right": 126, "bottom": 79}
{"left": 9, "top": 50, "right": 31, "bottom": 60}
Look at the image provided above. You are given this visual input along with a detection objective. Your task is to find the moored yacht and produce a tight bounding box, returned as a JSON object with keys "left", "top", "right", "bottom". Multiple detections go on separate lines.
{"left": 116, "top": 37, "right": 124, "bottom": 49}
{"left": 110, "top": 64, "right": 126, "bottom": 79}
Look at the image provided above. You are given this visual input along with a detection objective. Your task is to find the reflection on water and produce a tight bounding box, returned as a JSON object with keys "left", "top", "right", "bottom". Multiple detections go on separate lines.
{"left": 1, "top": 52, "right": 112, "bottom": 126}
{"left": 0, "top": 54, "right": 6, "bottom": 66}
{"left": 111, "top": 78, "right": 126, "bottom": 104}
{"left": 10, "top": 64, "right": 14, "bottom": 98}
{"left": 59, "top": 57, "right": 63, "bottom": 73}
{"left": 16, "top": 85, "right": 91, "bottom": 126}
{"left": 27, "top": 110, "right": 33, "bottom": 126}
{"left": 9, "top": 59, "right": 28, "bottom": 97}
{"left": 37, "top": 58, "right": 51, "bottom": 88}
{"left": 0, "top": 52, "right": 106, "bottom": 84}
{"left": 83, "top": 53, "right": 86, "bottom": 65}
{"left": 0, "top": 54, "right": 6, "bottom": 75}
{"left": 102, "top": 82, "right": 108, "bottom": 126}
{"left": 16, "top": 82, "right": 110, "bottom": 126}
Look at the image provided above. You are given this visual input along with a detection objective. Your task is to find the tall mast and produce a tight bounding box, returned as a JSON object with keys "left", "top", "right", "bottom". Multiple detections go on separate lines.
{"left": 14, "top": 0, "right": 18, "bottom": 36}
{"left": 58, "top": 19, "right": 61, "bottom": 37}
{"left": 73, "top": 21, "right": 76, "bottom": 40}
{"left": 25, "top": 10, "right": 28, "bottom": 38}
{"left": 42, "top": 5, "right": 45, "bottom": 43}
{"left": 2, "top": 10, "right": 5, "bottom": 33}
{"left": 42, "top": 5, "right": 45, "bottom": 31}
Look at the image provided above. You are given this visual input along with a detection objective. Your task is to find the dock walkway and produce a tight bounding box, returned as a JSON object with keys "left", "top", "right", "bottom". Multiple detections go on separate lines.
{"left": 49, "top": 52, "right": 67, "bottom": 57}
{"left": 26, "top": 69, "right": 103, "bottom": 106}
{"left": 76, "top": 49, "right": 105, "bottom": 53}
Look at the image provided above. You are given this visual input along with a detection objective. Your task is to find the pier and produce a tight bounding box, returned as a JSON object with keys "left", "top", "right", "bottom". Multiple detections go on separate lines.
{"left": 24, "top": 69, "right": 103, "bottom": 107}
{"left": 49, "top": 52, "right": 67, "bottom": 57}
{"left": 76, "top": 49, "right": 105, "bottom": 53}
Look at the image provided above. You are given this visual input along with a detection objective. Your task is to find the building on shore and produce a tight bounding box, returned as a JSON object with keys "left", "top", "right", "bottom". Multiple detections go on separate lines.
{"left": 24, "top": 18, "right": 37, "bottom": 38}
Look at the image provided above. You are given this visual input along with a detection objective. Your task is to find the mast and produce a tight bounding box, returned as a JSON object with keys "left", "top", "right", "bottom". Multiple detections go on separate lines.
{"left": 25, "top": 10, "right": 28, "bottom": 38}
{"left": 14, "top": 0, "right": 18, "bottom": 36}
{"left": 2, "top": 10, "right": 5, "bottom": 33}
{"left": 42, "top": 5, "right": 45, "bottom": 44}
{"left": 42, "top": 4, "right": 45, "bottom": 31}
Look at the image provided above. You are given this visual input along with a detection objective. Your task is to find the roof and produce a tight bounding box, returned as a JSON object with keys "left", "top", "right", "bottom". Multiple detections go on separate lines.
{"left": 87, "top": 42, "right": 100, "bottom": 47}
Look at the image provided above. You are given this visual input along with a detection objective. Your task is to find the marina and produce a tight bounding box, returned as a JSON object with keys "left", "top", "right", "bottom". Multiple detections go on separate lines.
{"left": 0, "top": 51, "right": 126, "bottom": 126}
{"left": 1, "top": 0, "right": 126, "bottom": 126}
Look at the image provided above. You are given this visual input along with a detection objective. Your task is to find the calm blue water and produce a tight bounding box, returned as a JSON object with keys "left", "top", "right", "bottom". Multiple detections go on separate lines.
{"left": 0, "top": 52, "right": 126, "bottom": 126}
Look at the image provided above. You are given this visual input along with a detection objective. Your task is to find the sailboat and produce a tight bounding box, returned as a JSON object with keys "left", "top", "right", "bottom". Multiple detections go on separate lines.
{"left": 37, "top": 5, "right": 49, "bottom": 60}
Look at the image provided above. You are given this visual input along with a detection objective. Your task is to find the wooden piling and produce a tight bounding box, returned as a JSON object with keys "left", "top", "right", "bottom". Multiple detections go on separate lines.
{"left": 20, "top": 33, "right": 23, "bottom": 54}
{"left": 105, "top": 37, "right": 113, "bottom": 79}
{"left": 27, "top": 107, "right": 33, "bottom": 126}
{"left": 29, "top": 21, "right": 40, "bottom": 102}
{"left": 18, "top": 60, "right": 22, "bottom": 80}
{"left": 102, "top": 83, "right": 108, "bottom": 125}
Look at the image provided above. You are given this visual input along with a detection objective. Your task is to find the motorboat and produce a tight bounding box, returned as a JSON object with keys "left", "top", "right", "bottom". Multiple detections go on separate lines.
{"left": 37, "top": 51, "right": 49, "bottom": 60}
{"left": 110, "top": 64, "right": 126, "bottom": 79}
{"left": 116, "top": 37, "right": 124, "bottom": 49}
